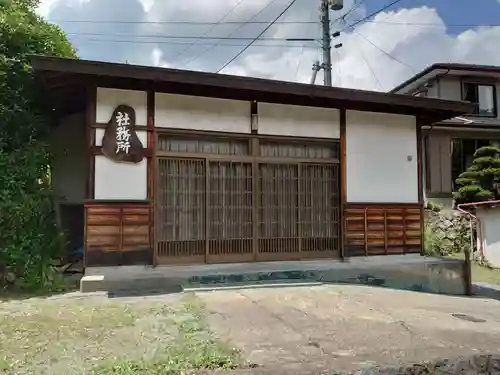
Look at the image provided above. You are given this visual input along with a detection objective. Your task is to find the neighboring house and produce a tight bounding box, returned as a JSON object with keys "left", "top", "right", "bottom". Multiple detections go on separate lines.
{"left": 31, "top": 56, "right": 472, "bottom": 295}
{"left": 390, "top": 63, "right": 500, "bottom": 209}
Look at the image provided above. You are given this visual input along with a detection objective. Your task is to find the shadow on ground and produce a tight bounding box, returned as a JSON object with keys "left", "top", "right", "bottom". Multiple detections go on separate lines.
{"left": 473, "top": 283, "right": 500, "bottom": 301}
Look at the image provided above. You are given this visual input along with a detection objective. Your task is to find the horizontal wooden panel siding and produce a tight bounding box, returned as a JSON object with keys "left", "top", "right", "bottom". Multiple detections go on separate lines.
{"left": 344, "top": 203, "right": 422, "bottom": 257}
{"left": 84, "top": 202, "right": 153, "bottom": 266}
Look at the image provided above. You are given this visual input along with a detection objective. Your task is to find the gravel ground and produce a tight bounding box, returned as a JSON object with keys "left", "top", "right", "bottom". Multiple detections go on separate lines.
{"left": 0, "top": 292, "right": 240, "bottom": 375}
{"left": 197, "top": 284, "right": 500, "bottom": 375}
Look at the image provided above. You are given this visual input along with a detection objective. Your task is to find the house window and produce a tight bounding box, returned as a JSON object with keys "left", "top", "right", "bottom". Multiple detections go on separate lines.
{"left": 451, "top": 138, "right": 492, "bottom": 190}
{"left": 462, "top": 82, "right": 497, "bottom": 117}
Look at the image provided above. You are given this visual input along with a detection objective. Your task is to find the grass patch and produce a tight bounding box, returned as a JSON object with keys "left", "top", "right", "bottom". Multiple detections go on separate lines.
{"left": 446, "top": 252, "right": 500, "bottom": 285}
{"left": 90, "top": 294, "right": 241, "bottom": 375}
{"left": 0, "top": 293, "right": 241, "bottom": 375}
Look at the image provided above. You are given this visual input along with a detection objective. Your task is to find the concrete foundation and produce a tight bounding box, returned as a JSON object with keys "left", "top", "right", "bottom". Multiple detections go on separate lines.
{"left": 80, "top": 254, "right": 468, "bottom": 295}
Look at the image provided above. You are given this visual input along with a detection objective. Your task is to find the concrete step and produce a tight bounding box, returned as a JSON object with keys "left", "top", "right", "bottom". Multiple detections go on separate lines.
{"left": 80, "top": 255, "right": 468, "bottom": 296}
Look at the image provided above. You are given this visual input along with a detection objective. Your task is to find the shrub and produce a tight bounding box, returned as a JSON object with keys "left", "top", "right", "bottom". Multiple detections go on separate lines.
{"left": 0, "top": 0, "right": 76, "bottom": 291}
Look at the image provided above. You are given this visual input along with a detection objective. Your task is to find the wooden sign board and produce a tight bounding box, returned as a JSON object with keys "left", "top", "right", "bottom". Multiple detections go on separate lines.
{"left": 101, "top": 105, "right": 145, "bottom": 163}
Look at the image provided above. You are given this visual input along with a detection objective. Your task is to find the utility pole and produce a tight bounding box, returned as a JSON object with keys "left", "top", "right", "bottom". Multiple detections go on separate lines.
{"left": 309, "top": 0, "right": 343, "bottom": 86}
{"left": 321, "top": 0, "right": 332, "bottom": 87}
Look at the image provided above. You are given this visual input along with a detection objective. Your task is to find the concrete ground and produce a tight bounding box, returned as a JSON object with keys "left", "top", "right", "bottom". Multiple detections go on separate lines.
{"left": 197, "top": 284, "right": 500, "bottom": 375}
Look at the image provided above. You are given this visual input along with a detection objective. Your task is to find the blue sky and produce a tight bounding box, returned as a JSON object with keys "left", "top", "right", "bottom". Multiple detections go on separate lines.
{"left": 365, "top": 0, "right": 500, "bottom": 34}
{"left": 37, "top": 0, "right": 500, "bottom": 91}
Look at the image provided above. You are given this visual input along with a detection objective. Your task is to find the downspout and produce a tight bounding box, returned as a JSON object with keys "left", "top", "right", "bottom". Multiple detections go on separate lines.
{"left": 422, "top": 132, "right": 428, "bottom": 207}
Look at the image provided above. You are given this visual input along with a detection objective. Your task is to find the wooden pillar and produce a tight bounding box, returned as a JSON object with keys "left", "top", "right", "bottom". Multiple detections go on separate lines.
{"left": 147, "top": 91, "right": 156, "bottom": 266}
{"left": 416, "top": 118, "right": 424, "bottom": 256}
{"left": 339, "top": 108, "right": 347, "bottom": 260}
{"left": 85, "top": 85, "right": 97, "bottom": 200}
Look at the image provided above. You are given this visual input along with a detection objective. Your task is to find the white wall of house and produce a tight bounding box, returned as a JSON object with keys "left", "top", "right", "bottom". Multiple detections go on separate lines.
{"left": 257, "top": 103, "right": 340, "bottom": 138}
{"left": 94, "top": 88, "right": 148, "bottom": 200}
{"left": 155, "top": 93, "right": 251, "bottom": 133}
{"left": 96, "top": 88, "right": 148, "bottom": 125}
{"left": 346, "top": 110, "right": 419, "bottom": 203}
{"left": 477, "top": 208, "right": 500, "bottom": 268}
{"left": 94, "top": 156, "right": 148, "bottom": 200}
{"left": 51, "top": 112, "right": 87, "bottom": 204}
{"left": 95, "top": 88, "right": 424, "bottom": 204}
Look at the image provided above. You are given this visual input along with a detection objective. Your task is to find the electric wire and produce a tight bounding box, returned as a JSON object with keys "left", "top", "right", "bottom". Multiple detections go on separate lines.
{"left": 335, "top": 47, "right": 342, "bottom": 87}
{"left": 49, "top": 19, "right": 500, "bottom": 29}
{"left": 350, "top": 27, "right": 415, "bottom": 72}
{"left": 358, "top": 47, "right": 383, "bottom": 90}
{"left": 331, "top": 0, "right": 367, "bottom": 27}
{"left": 65, "top": 32, "right": 313, "bottom": 41}
{"left": 340, "top": 0, "right": 405, "bottom": 31}
{"left": 349, "top": 25, "right": 384, "bottom": 91}
{"left": 48, "top": 19, "right": 500, "bottom": 28}
{"left": 215, "top": 0, "right": 300, "bottom": 73}
{"left": 294, "top": 8, "right": 318, "bottom": 81}
{"left": 68, "top": 38, "right": 318, "bottom": 48}
{"left": 168, "top": 0, "right": 247, "bottom": 63}
{"left": 180, "top": 0, "right": 282, "bottom": 68}
{"left": 49, "top": 19, "right": 320, "bottom": 25}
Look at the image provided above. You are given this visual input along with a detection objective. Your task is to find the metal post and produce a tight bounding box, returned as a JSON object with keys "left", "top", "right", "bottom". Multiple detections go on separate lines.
{"left": 310, "top": 60, "right": 320, "bottom": 84}
{"left": 321, "top": 0, "right": 332, "bottom": 86}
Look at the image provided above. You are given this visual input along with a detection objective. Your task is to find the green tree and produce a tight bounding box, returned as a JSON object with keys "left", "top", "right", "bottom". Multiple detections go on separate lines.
{"left": 0, "top": 0, "right": 76, "bottom": 291}
{"left": 454, "top": 145, "right": 500, "bottom": 205}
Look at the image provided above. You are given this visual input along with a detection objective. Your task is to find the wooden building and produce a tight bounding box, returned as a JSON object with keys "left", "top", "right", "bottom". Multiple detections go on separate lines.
{"left": 31, "top": 56, "right": 473, "bottom": 271}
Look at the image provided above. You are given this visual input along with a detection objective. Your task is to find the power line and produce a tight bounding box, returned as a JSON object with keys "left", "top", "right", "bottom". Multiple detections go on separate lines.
{"left": 331, "top": 0, "right": 366, "bottom": 26}
{"left": 168, "top": 0, "right": 247, "bottom": 63}
{"left": 47, "top": 18, "right": 500, "bottom": 29}
{"left": 357, "top": 44, "right": 384, "bottom": 90}
{"left": 69, "top": 38, "right": 319, "bottom": 48}
{"left": 339, "top": 18, "right": 380, "bottom": 90}
{"left": 341, "top": 0, "right": 405, "bottom": 31}
{"left": 335, "top": 47, "right": 342, "bottom": 87}
{"left": 48, "top": 19, "right": 320, "bottom": 25}
{"left": 216, "top": 0, "right": 299, "bottom": 73}
{"left": 351, "top": 28, "right": 415, "bottom": 72}
{"left": 294, "top": 9, "right": 317, "bottom": 81}
{"left": 66, "top": 31, "right": 315, "bottom": 41}
{"left": 180, "top": 0, "right": 282, "bottom": 68}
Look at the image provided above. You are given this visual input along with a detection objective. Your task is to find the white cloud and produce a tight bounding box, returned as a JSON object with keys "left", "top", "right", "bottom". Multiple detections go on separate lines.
{"left": 151, "top": 47, "right": 169, "bottom": 68}
{"left": 37, "top": 0, "right": 500, "bottom": 92}
{"left": 36, "top": 0, "right": 59, "bottom": 17}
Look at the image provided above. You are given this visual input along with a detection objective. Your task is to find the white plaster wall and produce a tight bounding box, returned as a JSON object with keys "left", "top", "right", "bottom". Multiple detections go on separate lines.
{"left": 96, "top": 88, "right": 147, "bottom": 125}
{"left": 94, "top": 156, "right": 147, "bottom": 200}
{"left": 258, "top": 103, "right": 340, "bottom": 138}
{"left": 477, "top": 208, "right": 500, "bottom": 268}
{"left": 51, "top": 112, "right": 87, "bottom": 204}
{"left": 95, "top": 87, "right": 148, "bottom": 200}
{"left": 95, "top": 128, "right": 148, "bottom": 147}
{"left": 155, "top": 93, "right": 251, "bottom": 133}
{"left": 346, "top": 110, "right": 418, "bottom": 203}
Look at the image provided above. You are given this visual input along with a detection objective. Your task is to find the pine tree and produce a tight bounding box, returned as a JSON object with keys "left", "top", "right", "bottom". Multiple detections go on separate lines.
{"left": 454, "top": 145, "right": 500, "bottom": 204}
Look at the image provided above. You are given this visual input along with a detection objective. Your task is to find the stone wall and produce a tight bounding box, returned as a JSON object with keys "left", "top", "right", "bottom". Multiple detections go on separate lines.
{"left": 425, "top": 210, "right": 475, "bottom": 256}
